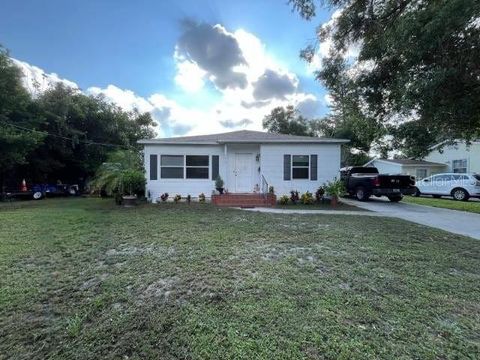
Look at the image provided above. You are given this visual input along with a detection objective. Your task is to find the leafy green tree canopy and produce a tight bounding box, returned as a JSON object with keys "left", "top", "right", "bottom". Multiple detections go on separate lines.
{"left": 0, "top": 46, "right": 44, "bottom": 179}
{"left": 263, "top": 105, "right": 314, "bottom": 136}
{"left": 24, "top": 84, "right": 156, "bottom": 184}
{"left": 291, "top": 0, "right": 480, "bottom": 156}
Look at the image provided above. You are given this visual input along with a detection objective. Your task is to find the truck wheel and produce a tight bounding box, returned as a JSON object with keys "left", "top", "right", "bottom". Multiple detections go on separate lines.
{"left": 413, "top": 187, "right": 421, "bottom": 197}
{"left": 451, "top": 188, "right": 469, "bottom": 201}
{"left": 388, "top": 195, "right": 403, "bottom": 202}
{"left": 355, "top": 187, "right": 370, "bottom": 201}
{"left": 32, "top": 191, "right": 43, "bottom": 200}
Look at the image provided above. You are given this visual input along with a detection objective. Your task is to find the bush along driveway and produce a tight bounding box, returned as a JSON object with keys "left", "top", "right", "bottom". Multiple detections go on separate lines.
{"left": 1, "top": 198, "right": 479, "bottom": 359}
{"left": 341, "top": 197, "right": 480, "bottom": 240}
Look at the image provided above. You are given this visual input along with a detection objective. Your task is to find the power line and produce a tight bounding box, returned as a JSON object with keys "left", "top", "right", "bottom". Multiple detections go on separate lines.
{"left": 1, "top": 121, "right": 135, "bottom": 149}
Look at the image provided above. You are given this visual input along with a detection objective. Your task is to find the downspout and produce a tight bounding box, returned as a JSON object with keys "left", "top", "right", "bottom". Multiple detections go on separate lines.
{"left": 224, "top": 143, "right": 228, "bottom": 192}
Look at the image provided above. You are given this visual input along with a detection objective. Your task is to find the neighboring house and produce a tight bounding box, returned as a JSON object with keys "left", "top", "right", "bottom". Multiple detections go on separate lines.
{"left": 364, "top": 159, "right": 447, "bottom": 179}
{"left": 424, "top": 140, "right": 480, "bottom": 174}
{"left": 139, "top": 130, "right": 348, "bottom": 201}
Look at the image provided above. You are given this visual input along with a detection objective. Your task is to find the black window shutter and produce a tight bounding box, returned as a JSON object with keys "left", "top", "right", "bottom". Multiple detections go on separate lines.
{"left": 284, "top": 155, "right": 291, "bottom": 180}
{"left": 149, "top": 154, "right": 158, "bottom": 180}
{"left": 310, "top": 155, "right": 318, "bottom": 180}
{"left": 212, "top": 155, "right": 219, "bottom": 180}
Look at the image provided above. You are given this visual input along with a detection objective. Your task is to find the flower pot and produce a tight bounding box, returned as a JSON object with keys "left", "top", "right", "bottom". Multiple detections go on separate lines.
{"left": 216, "top": 187, "right": 224, "bottom": 195}
{"left": 331, "top": 195, "right": 338, "bottom": 207}
{"left": 122, "top": 195, "right": 137, "bottom": 207}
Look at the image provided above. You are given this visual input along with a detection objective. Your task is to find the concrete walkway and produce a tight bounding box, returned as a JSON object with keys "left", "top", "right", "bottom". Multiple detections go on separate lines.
{"left": 242, "top": 197, "right": 480, "bottom": 240}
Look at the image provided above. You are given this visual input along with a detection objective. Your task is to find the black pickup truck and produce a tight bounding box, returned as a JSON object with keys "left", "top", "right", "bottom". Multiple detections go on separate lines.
{"left": 340, "top": 166, "right": 416, "bottom": 202}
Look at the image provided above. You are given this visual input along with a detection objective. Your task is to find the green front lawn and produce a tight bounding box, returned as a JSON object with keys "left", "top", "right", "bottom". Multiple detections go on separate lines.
{"left": 1, "top": 198, "right": 479, "bottom": 359}
{"left": 403, "top": 195, "right": 480, "bottom": 214}
{"left": 275, "top": 201, "right": 363, "bottom": 211}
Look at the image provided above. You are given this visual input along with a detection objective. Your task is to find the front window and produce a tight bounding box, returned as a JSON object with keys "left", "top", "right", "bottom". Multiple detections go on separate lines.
{"left": 292, "top": 155, "right": 309, "bottom": 179}
{"left": 452, "top": 159, "right": 467, "bottom": 173}
{"left": 186, "top": 155, "right": 209, "bottom": 179}
{"left": 161, "top": 155, "right": 184, "bottom": 179}
{"left": 160, "top": 155, "right": 210, "bottom": 179}
{"left": 416, "top": 168, "right": 427, "bottom": 180}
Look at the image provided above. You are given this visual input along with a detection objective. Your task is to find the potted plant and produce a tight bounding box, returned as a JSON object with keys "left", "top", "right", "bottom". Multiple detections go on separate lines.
{"left": 215, "top": 175, "right": 225, "bottom": 194}
{"left": 290, "top": 190, "right": 299, "bottom": 204}
{"left": 323, "top": 179, "right": 345, "bottom": 207}
{"left": 198, "top": 193, "right": 206, "bottom": 203}
{"left": 315, "top": 186, "right": 325, "bottom": 203}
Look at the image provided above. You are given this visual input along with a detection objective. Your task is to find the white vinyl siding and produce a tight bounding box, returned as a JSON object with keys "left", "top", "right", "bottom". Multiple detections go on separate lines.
{"left": 143, "top": 142, "right": 343, "bottom": 201}
{"left": 144, "top": 145, "right": 225, "bottom": 200}
{"left": 425, "top": 142, "right": 480, "bottom": 174}
{"left": 261, "top": 143, "right": 341, "bottom": 195}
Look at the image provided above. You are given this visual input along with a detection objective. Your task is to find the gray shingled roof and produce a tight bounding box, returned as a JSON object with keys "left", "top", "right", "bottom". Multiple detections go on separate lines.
{"left": 138, "top": 130, "right": 349, "bottom": 145}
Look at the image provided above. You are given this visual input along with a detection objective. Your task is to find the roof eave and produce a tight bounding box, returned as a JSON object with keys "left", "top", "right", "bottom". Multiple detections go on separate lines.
{"left": 365, "top": 158, "right": 446, "bottom": 167}
{"left": 218, "top": 139, "right": 350, "bottom": 144}
{"left": 137, "top": 140, "right": 219, "bottom": 145}
{"left": 138, "top": 139, "right": 350, "bottom": 145}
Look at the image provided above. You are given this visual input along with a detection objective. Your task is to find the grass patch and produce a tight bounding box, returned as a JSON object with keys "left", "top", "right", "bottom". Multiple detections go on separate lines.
{"left": 403, "top": 195, "right": 480, "bottom": 214}
{"left": 0, "top": 198, "right": 479, "bottom": 359}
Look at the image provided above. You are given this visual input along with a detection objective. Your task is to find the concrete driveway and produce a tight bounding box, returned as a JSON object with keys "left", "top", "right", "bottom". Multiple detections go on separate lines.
{"left": 341, "top": 196, "right": 480, "bottom": 240}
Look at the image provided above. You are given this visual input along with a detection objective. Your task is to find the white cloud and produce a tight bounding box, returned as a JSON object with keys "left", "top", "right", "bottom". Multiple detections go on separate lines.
{"left": 173, "top": 50, "right": 206, "bottom": 93}
{"left": 13, "top": 23, "right": 324, "bottom": 138}
{"left": 307, "top": 8, "right": 360, "bottom": 73}
{"left": 323, "top": 94, "right": 333, "bottom": 106}
{"left": 87, "top": 84, "right": 153, "bottom": 113}
{"left": 12, "top": 58, "right": 79, "bottom": 96}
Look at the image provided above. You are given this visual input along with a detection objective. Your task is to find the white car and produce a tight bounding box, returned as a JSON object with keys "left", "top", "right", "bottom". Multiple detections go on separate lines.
{"left": 415, "top": 173, "right": 480, "bottom": 201}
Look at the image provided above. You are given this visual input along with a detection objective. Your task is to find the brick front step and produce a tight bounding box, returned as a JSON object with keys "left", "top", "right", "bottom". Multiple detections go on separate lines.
{"left": 212, "top": 193, "right": 276, "bottom": 207}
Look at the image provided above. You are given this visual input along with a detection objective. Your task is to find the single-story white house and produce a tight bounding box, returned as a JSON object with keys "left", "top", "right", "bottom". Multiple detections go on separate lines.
{"left": 364, "top": 158, "right": 447, "bottom": 179}
{"left": 424, "top": 140, "right": 480, "bottom": 174}
{"left": 139, "top": 130, "right": 348, "bottom": 201}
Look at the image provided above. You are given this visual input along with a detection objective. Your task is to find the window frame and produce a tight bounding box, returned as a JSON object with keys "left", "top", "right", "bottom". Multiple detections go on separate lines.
{"left": 291, "top": 155, "right": 310, "bottom": 180}
{"left": 415, "top": 168, "right": 427, "bottom": 180}
{"left": 160, "top": 155, "right": 184, "bottom": 179}
{"left": 452, "top": 159, "right": 467, "bottom": 173}
{"left": 185, "top": 155, "right": 210, "bottom": 179}
{"left": 160, "top": 154, "right": 211, "bottom": 180}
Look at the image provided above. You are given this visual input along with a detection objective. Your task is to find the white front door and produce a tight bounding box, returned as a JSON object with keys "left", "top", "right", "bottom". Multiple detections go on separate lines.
{"left": 234, "top": 153, "right": 253, "bottom": 192}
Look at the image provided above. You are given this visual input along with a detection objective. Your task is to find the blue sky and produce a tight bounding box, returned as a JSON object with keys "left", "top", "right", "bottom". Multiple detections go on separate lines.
{"left": 1, "top": 0, "right": 337, "bottom": 136}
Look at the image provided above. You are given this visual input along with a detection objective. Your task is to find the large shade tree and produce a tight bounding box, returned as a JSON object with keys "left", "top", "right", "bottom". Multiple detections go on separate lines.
{"left": 24, "top": 84, "right": 156, "bottom": 185}
{"left": 0, "top": 46, "right": 157, "bottom": 189}
{"left": 0, "top": 46, "right": 44, "bottom": 191}
{"left": 290, "top": 0, "right": 480, "bottom": 157}
{"left": 263, "top": 105, "right": 314, "bottom": 136}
